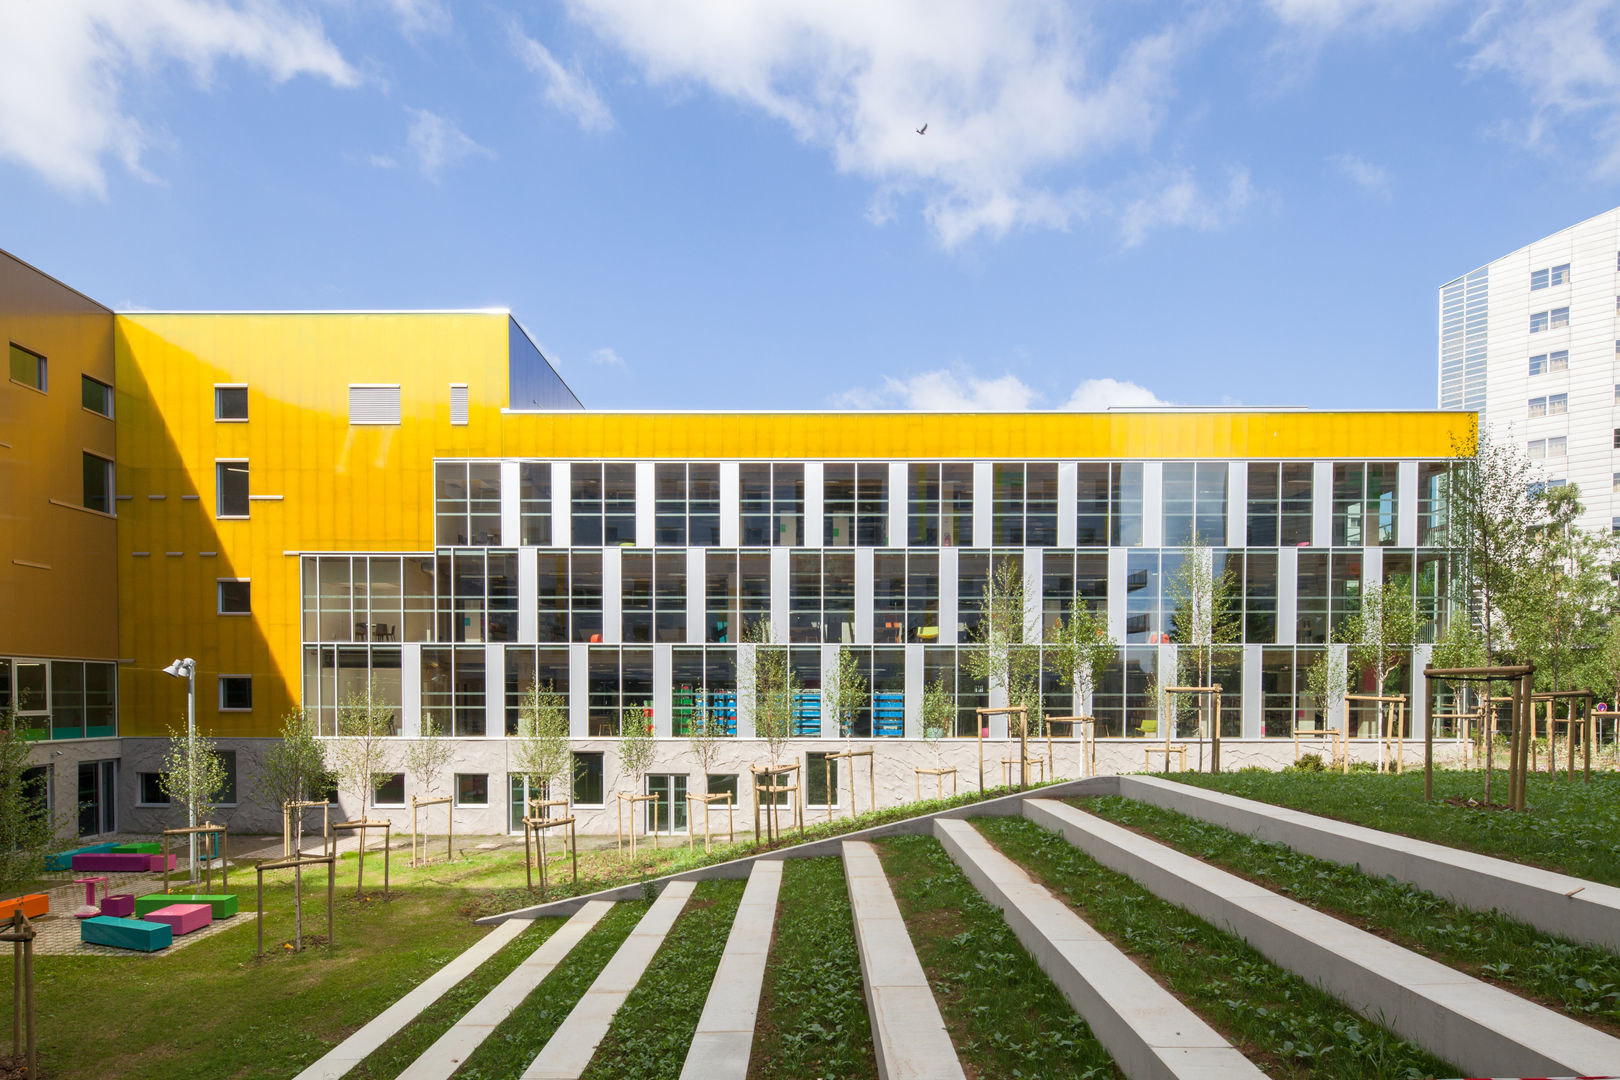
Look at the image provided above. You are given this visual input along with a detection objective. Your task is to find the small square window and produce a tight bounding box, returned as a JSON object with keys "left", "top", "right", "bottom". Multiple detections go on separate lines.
{"left": 82, "top": 452, "right": 113, "bottom": 513}
{"left": 1529, "top": 439, "right": 1546, "bottom": 459}
{"left": 1550, "top": 263, "right": 1569, "bottom": 286}
{"left": 138, "top": 773, "right": 169, "bottom": 805}
{"left": 1611, "top": 472, "right": 1619, "bottom": 493}
{"left": 705, "top": 774, "right": 738, "bottom": 804}
{"left": 1528, "top": 397, "right": 1547, "bottom": 418}
{"left": 219, "top": 675, "right": 253, "bottom": 711}
{"left": 1548, "top": 436, "right": 1567, "bottom": 457}
{"left": 1531, "top": 267, "right": 1549, "bottom": 290}
{"left": 217, "top": 580, "right": 251, "bottom": 614}
{"left": 455, "top": 773, "right": 489, "bottom": 806}
{"left": 1548, "top": 393, "right": 1568, "bottom": 415}
{"left": 572, "top": 751, "right": 604, "bottom": 805}
{"left": 1531, "top": 311, "right": 1549, "bottom": 333}
{"left": 81, "top": 375, "right": 112, "bottom": 417}
{"left": 8, "top": 343, "right": 44, "bottom": 391}
{"left": 1551, "top": 306, "right": 1569, "bottom": 328}
{"left": 1529, "top": 353, "right": 1547, "bottom": 376}
{"left": 216, "top": 461, "right": 249, "bottom": 517}
{"left": 215, "top": 385, "right": 248, "bottom": 421}
{"left": 373, "top": 772, "right": 406, "bottom": 807}
{"left": 1549, "top": 350, "right": 1568, "bottom": 372}
{"left": 1613, "top": 428, "right": 1620, "bottom": 449}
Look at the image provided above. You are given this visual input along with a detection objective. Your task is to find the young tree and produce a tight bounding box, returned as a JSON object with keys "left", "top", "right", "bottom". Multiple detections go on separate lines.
{"left": 742, "top": 617, "right": 800, "bottom": 768}
{"left": 259, "top": 709, "right": 330, "bottom": 851}
{"left": 686, "top": 696, "right": 730, "bottom": 796}
{"left": 1045, "top": 601, "right": 1118, "bottom": 721}
{"left": 920, "top": 675, "right": 954, "bottom": 771}
{"left": 327, "top": 681, "right": 397, "bottom": 896}
{"left": 403, "top": 711, "right": 455, "bottom": 800}
{"left": 616, "top": 705, "right": 657, "bottom": 842}
{"left": 0, "top": 708, "right": 59, "bottom": 897}
{"left": 1510, "top": 484, "right": 1613, "bottom": 697}
{"left": 1164, "top": 541, "right": 1241, "bottom": 755}
{"left": 963, "top": 556, "right": 1040, "bottom": 733}
{"left": 1340, "top": 576, "right": 1421, "bottom": 763}
{"left": 1447, "top": 424, "right": 1539, "bottom": 666}
{"left": 1304, "top": 650, "right": 1347, "bottom": 735}
{"left": 1431, "top": 611, "right": 1488, "bottom": 736}
{"left": 511, "top": 683, "right": 571, "bottom": 803}
{"left": 157, "top": 722, "right": 230, "bottom": 883}
{"left": 825, "top": 645, "right": 868, "bottom": 742}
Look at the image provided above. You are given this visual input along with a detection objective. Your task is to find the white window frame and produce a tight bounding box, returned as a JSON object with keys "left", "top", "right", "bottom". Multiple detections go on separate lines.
{"left": 1551, "top": 263, "right": 1569, "bottom": 285}
{"left": 372, "top": 772, "right": 407, "bottom": 808}
{"left": 1550, "top": 306, "right": 1569, "bottom": 328}
{"left": 1548, "top": 393, "right": 1568, "bottom": 416}
{"left": 215, "top": 459, "right": 250, "bottom": 519}
{"left": 136, "top": 772, "right": 170, "bottom": 808}
{"left": 216, "top": 578, "right": 251, "bottom": 616}
{"left": 11, "top": 660, "right": 49, "bottom": 716}
{"left": 1528, "top": 397, "right": 1547, "bottom": 418}
{"left": 1531, "top": 310, "right": 1548, "bottom": 333}
{"left": 213, "top": 383, "right": 248, "bottom": 423}
{"left": 1547, "top": 436, "right": 1568, "bottom": 458}
{"left": 217, "top": 674, "right": 253, "bottom": 712}
{"left": 454, "top": 773, "right": 491, "bottom": 807}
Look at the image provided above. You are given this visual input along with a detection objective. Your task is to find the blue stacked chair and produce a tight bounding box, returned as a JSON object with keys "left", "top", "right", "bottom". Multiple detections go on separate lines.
{"left": 873, "top": 692, "right": 905, "bottom": 738}
{"left": 791, "top": 691, "right": 821, "bottom": 737}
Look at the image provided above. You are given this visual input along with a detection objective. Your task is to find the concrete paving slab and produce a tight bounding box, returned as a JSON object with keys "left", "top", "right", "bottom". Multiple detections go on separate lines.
{"left": 935, "top": 817, "right": 1264, "bottom": 1080}
{"left": 1118, "top": 775, "right": 1620, "bottom": 951}
{"left": 521, "top": 879, "right": 696, "bottom": 1080}
{"left": 842, "top": 841, "right": 966, "bottom": 1080}
{"left": 1024, "top": 797, "right": 1620, "bottom": 1079}
{"left": 677, "top": 859, "right": 782, "bottom": 1080}
{"left": 292, "top": 916, "right": 531, "bottom": 1080}
{"left": 393, "top": 901, "right": 612, "bottom": 1080}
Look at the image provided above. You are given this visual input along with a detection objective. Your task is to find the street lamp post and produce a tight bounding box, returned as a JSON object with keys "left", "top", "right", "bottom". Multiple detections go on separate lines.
{"left": 163, "top": 658, "right": 198, "bottom": 881}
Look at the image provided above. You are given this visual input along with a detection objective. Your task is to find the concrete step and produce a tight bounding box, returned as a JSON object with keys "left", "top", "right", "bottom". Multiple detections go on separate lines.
{"left": 1024, "top": 797, "right": 1620, "bottom": 1079}
{"left": 678, "top": 860, "right": 783, "bottom": 1080}
{"left": 292, "top": 916, "right": 531, "bottom": 1080}
{"left": 395, "top": 901, "right": 613, "bottom": 1080}
{"left": 522, "top": 879, "right": 697, "bottom": 1080}
{"left": 1120, "top": 774, "right": 1620, "bottom": 952}
{"left": 933, "top": 817, "right": 1263, "bottom": 1080}
{"left": 841, "top": 840, "right": 966, "bottom": 1080}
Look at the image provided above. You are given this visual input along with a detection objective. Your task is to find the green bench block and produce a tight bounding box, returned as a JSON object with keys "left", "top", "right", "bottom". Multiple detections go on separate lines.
{"left": 112, "top": 843, "right": 162, "bottom": 854}
{"left": 82, "top": 916, "right": 171, "bottom": 952}
{"left": 135, "top": 894, "right": 238, "bottom": 919}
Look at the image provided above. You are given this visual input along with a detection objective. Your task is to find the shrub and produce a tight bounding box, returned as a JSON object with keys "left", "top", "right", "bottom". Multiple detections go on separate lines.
{"left": 1291, "top": 753, "right": 1325, "bottom": 773}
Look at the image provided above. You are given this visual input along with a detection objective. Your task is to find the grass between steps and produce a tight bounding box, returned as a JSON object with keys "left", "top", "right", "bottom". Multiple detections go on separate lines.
{"left": 1167, "top": 769, "right": 1620, "bottom": 885}
{"left": 873, "top": 835, "right": 1119, "bottom": 1080}
{"left": 749, "top": 857, "right": 877, "bottom": 1080}
{"left": 348, "top": 919, "right": 556, "bottom": 1080}
{"left": 1078, "top": 795, "right": 1620, "bottom": 1032}
{"left": 451, "top": 899, "right": 649, "bottom": 1080}
{"left": 580, "top": 879, "right": 747, "bottom": 1080}
{"left": 976, "top": 815, "right": 1458, "bottom": 1080}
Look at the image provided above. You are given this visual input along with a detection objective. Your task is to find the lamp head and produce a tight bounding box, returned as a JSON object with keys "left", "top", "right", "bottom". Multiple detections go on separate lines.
{"left": 163, "top": 658, "right": 195, "bottom": 679}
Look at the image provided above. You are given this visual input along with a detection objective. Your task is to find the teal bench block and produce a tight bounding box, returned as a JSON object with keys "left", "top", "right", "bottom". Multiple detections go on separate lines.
{"left": 135, "top": 893, "right": 238, "bottom": 919}
{"left": 45, "top": 842, "right": 119, "bottom": 872}
{"left": 82, "top": 916, "right": 171, "bottom": 952}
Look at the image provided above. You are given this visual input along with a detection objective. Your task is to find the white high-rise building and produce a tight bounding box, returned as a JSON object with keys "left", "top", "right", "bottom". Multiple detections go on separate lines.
{"left": 1439, "top": 206, "right": 1620, "bottom": 534}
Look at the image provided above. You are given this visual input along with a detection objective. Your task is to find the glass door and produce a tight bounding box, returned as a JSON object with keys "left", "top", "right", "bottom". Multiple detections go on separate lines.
{"left": 77, "top": 760, "right": 116, "bottom": 837}
{"left": 645, "top": 774, "right": 688, "bottom": 835}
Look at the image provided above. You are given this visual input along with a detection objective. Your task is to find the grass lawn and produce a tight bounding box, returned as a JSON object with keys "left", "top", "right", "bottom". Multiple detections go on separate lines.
{"left": 1080, "top": 795, "right": 1620, "bottom": 1033}
{"left": 581, "top": 879, "right": 746, "bottom": 1080}
{"left": 873, "top": 834, "right": 1119, "bottom": 1080}
{"left": 749, "top": 857, "right": 876, "bottom": 1080}
{"left": 1168, "top": 768, "right": 1620, "bottom": 885}
{"left": 976, "top": 815, "right": 1457, "bottom": 1080}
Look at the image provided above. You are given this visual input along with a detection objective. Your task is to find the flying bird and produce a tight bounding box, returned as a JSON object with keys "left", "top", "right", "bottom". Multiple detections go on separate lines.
{"left": 916, "top": 123, "right": 927, "bottom": 135}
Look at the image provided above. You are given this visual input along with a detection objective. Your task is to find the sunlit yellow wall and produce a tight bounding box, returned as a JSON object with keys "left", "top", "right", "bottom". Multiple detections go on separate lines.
{"left": 0, "top": 253, "right": 117, "bottom": 663}
{"left": 114, "top": 312, "right": 512, "bottom": 737}
{"left": 113, "top": 309, "right": 1476, "bottom": 739}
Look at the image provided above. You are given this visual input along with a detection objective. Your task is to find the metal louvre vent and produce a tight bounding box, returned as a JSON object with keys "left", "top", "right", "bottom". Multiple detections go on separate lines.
{"left": 450, "top": 383, "right": 469, "bottom": 426}
{"left": 349, "top": 384, "right": 401, "bottom": 425}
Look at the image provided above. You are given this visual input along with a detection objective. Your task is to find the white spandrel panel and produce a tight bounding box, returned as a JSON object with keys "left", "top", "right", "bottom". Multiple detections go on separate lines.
{"left": 854, "top": 546, "right": 874, "bottom": 644}
{"left": 551, "top": 462, "right": 571, "bottom": 546}
{"left": 939, "top": 545, "right": 959, "bottom": 645}
{"left": 770, "top": 547, "right": 790, "bottom": 643}
{"left": 889, "top": 462, "right": 908, "bottom": 548}
{"left": 569, "top": 645, "right": 588, "bottom": 737}
{"left": 401, "top": 643, "right": 422, "bottom": 738}
{"left": 602, "top": 546, "right": 622, "bottom": 645}
{"left": 636, "top": 462, "right": 655, "bottom": 549}
{"left": 518, "top": 546, "right": 538, "bottom": 642}
{"left": 484, "top": 643, "right": 504, "bottom": 738}
{"left": 1227, "top": 462, "right": 1247, "bottom": 548}
{"left": 804, "top": 462, "right": 824, "bottom": 548}
{"left": 972, "top": 462, "right": 992, "bottom": 547}
{"left": 500, "top": 460, "right": 521, "bottom": 547}
{"left": 719, "top": 463, "right": 740, "bottom": 547}
{"left": 1057, "top": 462, "right": 1077, "bottom": 548}
{"left": 1397, "top": 462, "right": 1418, "bottom": 548}
{"left": 1107, "top": 547, "right": 1127, "bottom": 644}
{"left": 1242, "top": 644, "right": 1261, "bottom": 739}
{"left": 1277, "top": 545, "right": 1298, "bottom": 646}
{"left": 687, "top": 548, "right": 706, "bottom": 644}
{"left": 1312, "top": 462, "right": 1333, "bottom": 548}
{"left": 653, "top": 646, "right": 672, "bottom": 738}
{"left": 1141, "top": 462, "right": 1163, "bottom": 548}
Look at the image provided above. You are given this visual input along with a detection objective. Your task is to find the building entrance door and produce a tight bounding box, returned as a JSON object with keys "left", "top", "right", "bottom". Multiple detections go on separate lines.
{"left": 645, "top": 774, "right": 687, "bottom": 835}
{"left": 77, "top": 760, "right": 116, "bottom": 837}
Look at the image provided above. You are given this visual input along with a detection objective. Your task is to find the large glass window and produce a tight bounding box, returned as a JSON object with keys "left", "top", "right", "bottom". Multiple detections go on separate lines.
{"left": 706, "top": 550, "right": 772, "bottom": 643}
{"left": 436, "top": 549, "right": 518, "bottom": 643}
{"left": 571, "top": 551, "right": 603, "bottom": 642}
{"left": 1296, "top": 550, "right": 1361, "bottom": 643}
{"left": 1163, "top": 462, "right": 1227, "bottom": 547}
{"left": 82, "top": 452, "right": 112, "bottom": 514}
{"left": 621, "top": 551, "right": 687, "bottom": 643}
{"left": 830, "top": 646, "right": 905, "bottom": 738}
{"left": 672, "top": 646, "right": 737, "bottom": 736}
{"left": 872, "top": 551, "right": 939, "bottom": 643}
{"left": 1333, "top": 463, "right": 1397, "bottom": 546}
{"left": 571, "top": 463, "right": 636, "bottom": 546}
{"left": 1040, "top": 551, "right": 1106, "bottom": 634}
{"left": 214, "top": 385, "right": 247, "bottom": 421}
{"left": 957, "top": 550, "right": 1020, "bottom": 638}
{"left": 1242, "top": 552, "right": 1278, "bottom": 643}
{"left": 303, "top": 555, "right": 421, "bottom": 643}
{"left": 503, "top": 645, "right": 569, "bottom": 735}
{"left": 1417, "top": 462, "right": 1449, "bottom": 546}
{"left": 587, "top": 647, "right": 652, "bottom": 737}
{"left": 303, "top": 645, "right": 402, "bottom": 736}
{"left": 1246, "top": 463, "right": 1312, "bottom": 546}
{"left": 992, "top": 463, "right": 1058, "bottom": 546}
{"left": 1124, "top": 550, "right": 1160, "bottom": 644}
{"left": 435, "top": 461, "right": 501, "bottom": 546}
{"left": 907, "top": 463, "right": 973, "bottom": 546}
{"left": 216, "top": 461, "right": 249, "bottom": 518}
{"left": 824, "top": 463, "right": 887, "bottom": 546}
{"left": 922, "top": 646, "right": 989, "bottom": 737}
{"left": 655, "top": 463, "right": 721, "bottom": 546}
{"left": 739, "top": 464, "right": 804, "bottom": 546}
{"left": 421, "top": 645, "right": 485, "bottom": 736}
{"left": 1110, "top": 463, "right": 1144, "bottom": 546}
{"left": 518, "top": 462, "right": 551, "bottom": 545}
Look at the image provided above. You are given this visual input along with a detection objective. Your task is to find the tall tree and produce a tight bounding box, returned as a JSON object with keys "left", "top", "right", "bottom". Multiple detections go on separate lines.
{"left": 1509, "top": 484, "right": 1613, "bottom": 697}
{"left": 1447, "top": 424, "right": 1539, "bottom": 666}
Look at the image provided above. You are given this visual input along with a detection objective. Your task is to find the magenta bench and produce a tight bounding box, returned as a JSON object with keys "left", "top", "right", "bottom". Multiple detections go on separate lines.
{"left": 70, "top": 853, "right": 177, "bottom": 873}
{"left": 144, "top": 903, "right": 212, "bottom": 936}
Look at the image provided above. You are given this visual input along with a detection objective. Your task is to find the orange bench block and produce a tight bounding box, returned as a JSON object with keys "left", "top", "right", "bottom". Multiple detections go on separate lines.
{"left": 0, "top": 894, "right": 48, "bottom": 920}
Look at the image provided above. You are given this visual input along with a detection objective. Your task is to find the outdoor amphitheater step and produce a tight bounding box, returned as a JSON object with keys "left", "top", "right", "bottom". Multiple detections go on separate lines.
{"left": 1118, "top": 774, "right": 1620, "bottom": 952}
{"left": 395, "top": 901, "right": 612, "bottom": 1080}
{"left": 1024, "top": 797, "right": 1620, "bottom": 1079}
{"left": 933, "top": 817, "right": 1264, "bottom": 1080}
{"left": 841, "top": 840, "right": 966, "bottom": 1080}
{"left": 521, "top": 879, "right": 697, "bottom": 1080}
{"left": 292, "top": 916, "right": 532, "bottom": 1080}
{"left": 677, "top": 859, "right": 783, "bottom": 1080}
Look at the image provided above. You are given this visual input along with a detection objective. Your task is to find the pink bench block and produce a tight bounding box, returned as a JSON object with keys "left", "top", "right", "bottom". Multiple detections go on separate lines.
{"left": 145, "top": 903, "right": 212, "bottom": 935}
{"left": 70, "top": 853, "right": 177, "bottom": 873}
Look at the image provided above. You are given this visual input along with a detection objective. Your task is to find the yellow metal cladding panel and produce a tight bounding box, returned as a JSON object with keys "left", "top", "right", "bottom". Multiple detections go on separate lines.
{"left": 492, "top": 409, "right": 1474, "bottom": 460}
{"left": 114, "top": 312, "right": 511, "bottom": 736}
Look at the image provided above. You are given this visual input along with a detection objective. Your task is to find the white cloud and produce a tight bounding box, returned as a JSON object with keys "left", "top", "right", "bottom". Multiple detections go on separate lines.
{"left": 1261, "top": 0, "right": 1454, "bottom": 37}
{"left": 1118, "top": 167, "right": 1254, "bottom": 248}
{"left": 405, "top": 108, "right": 492, "bottom": 180}
{"left": 382, "top": 0, "right": 450, "bottom": 38}
{"left": 562, "top": 0, "right": 1221, "bottom": 246}
{"left": 1063, "top": 378, "right": 1171, "bottom": 410}
{"left": 588, "top": 347, "right": 626, "bottom": 367}
{"left": 0, "top": 0, "right": 356, "bottom": 196}
{"left": 835, "top": 367, "right": 1172, "bottom": 411}
{"left": 510, "top": 23, "right": 614, "bottom": 134}
{"left": 1327, "top": 152, "right": 1391, "bottom": 197}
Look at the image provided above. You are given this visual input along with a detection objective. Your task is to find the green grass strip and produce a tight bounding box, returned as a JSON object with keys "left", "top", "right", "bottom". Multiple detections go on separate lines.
{"left": 750, "top": 857, "right": 877, "bottom": 1080}
{"left": 348, "top": 920, "right": 556, "bottom": 1079}
{"left": 581, "top": 879, "right": 747, "bottom": 1080}
{"left": 453, "top": 900, "right": 649, "bottom": 1080}
{"left": 977, "top": 815, "right": 1457, "bottom": 1080}
{"left": 1169, "top": 769, "right": 1620, "bottom": 885}
{"left": 1080, "top": 794, "right": 1620, "bottom": 1031}
{"left": 873, "top": 835, "right": 1119, "bottom": 1079}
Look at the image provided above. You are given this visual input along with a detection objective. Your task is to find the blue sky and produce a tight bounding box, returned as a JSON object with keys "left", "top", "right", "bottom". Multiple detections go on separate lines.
{"left": 2, "top": 1, "right": 1618, "bottom": 412}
